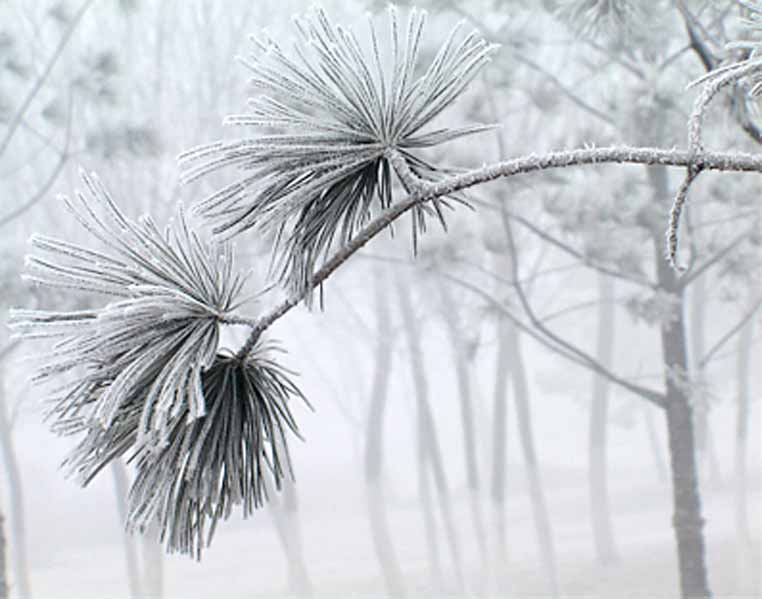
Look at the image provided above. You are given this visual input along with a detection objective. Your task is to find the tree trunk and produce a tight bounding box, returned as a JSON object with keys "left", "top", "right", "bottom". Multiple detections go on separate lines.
{"left": 0, "top": 365, "right": 31, "bottom": 599}
{"left": 141, "top": 520, "right": 164, "bottom": 599}
{"left": 395, "top": 275, "right": 464, "bottom": 594}
{"left": 643, "top": 404, "right": 669, "bottom": 484}
{"left": 689, "top": 266, "right": 721, "bottom": 488}
{"left": 365, "top": 267, "right": 406, "bottom": 598}
{"left": 267, "top": 475, "right": 313, "bottom": 597}
{"left": 0, "top": 508, "right": 7, "bottom": 599}
{"left": 734, "top": 316, "right": 752, "bottom": 553}
{"left": 497, "top": 223, "right": 560, "bottom": 597}
{"left": 589, "top": 274, "right": 619, "bottom": 565}
{"left": 649, "top": 166, "right": 712, "bottom": 599}
{"left": 111, "top": 460, "right": 142, "bottom": 599}
{"left": 503, "top": 315, "right": 560, "bottom": 598}
{"left": 491, "top": 315, "right": 511, "bottom": 589}
{"left": 437, "top": 281, "right": 489, "bottom": 571}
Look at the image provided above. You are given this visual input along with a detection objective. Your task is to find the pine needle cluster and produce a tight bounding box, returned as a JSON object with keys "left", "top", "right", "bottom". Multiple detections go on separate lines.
{"left": 179, "top": 6, "right": 497, "bottom": 299}
{"left": 9, "top": 171, "right": 305, "bottom": 555}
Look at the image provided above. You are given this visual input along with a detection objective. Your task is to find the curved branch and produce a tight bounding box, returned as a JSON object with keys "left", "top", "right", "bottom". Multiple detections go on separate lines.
{"left": 234, "top": 144, "right": 762, "bottom": 358}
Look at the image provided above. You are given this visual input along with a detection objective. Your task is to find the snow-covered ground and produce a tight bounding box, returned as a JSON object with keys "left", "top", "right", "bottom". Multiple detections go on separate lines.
{"left": 22, "top": 462, "right": 761, "bottom": 599}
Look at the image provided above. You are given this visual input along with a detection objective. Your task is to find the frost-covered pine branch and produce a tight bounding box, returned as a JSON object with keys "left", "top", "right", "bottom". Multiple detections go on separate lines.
{"left": 179, "top": 6, "right": 498, "bottom": 302}
{"left": 9, "top": 4, "right": 762, "bottom": 561}
{"left": 8, "top": 171, "right": 306, "bottom": 556}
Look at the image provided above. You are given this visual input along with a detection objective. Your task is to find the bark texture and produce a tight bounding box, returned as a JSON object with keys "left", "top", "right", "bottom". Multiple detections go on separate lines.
{"left": 650, "top": 165, "right": 711, "bottom": 599}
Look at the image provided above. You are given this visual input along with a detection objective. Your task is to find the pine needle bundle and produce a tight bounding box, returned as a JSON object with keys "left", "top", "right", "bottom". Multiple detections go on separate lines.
{"left": 9, "top": 171, "right": 306, "bottom": 555}
{"left": 180, "top": 6, "right": 497, "bottom": 300}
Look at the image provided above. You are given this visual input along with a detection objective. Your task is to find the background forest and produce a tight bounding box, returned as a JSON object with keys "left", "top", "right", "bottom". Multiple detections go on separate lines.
{"left": 0, "top": 1, "right": 760, "bottom": 598}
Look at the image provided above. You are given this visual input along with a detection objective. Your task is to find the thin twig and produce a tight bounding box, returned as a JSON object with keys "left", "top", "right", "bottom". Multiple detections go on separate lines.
{"left": 0, "top": 0, "right": 97, "bottom": 157}
{"left": 0, "top": 91, "right": 74, "bottom": 228}
{"left": 699, "top": 298, "right": 762, "bottom": 368}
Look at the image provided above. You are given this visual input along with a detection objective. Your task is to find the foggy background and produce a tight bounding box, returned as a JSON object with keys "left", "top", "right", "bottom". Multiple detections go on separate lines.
{"left": 0, "top": 1, "right": 760, "bottom": 598}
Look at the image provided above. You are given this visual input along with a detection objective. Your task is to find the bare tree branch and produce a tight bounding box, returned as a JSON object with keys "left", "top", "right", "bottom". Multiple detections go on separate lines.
{"left": 499, "top": 196, "right": 666, "bottom": 407}
{"left": 699, "top": 298, "right": 762, "bottom": 368}
{"left": 0, "top": 0, "right": 97, "bottom": 157}
{"left": 233, "top": 143, "right": 762, "bottom": 358}
{"left": 0, "top": 93, "right": 74, "bottom": 228}
{"left": 505, "top": 209, "right": 656, "bottom": 289}
{"left": 680, "top": 226, "right": 758, "bottom": 288}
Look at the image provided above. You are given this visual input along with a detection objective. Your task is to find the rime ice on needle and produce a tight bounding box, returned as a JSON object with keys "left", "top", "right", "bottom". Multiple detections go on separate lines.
{"left": 179, "top": 5, "right": 498, "bottom": 302}
{"left": 128, "top": 348, "right": 306, "bottom": 558}
{"left": 8, "top": 170, "right": 306, "bottom": 556}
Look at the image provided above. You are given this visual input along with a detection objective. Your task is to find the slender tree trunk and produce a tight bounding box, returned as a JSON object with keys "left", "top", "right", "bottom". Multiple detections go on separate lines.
{"left": 491, "top": 315, "right": 511, "bottom": 589}
{"left": 0, "top": 508, "right": 7, "bottom": 599}
{"left": 141, "top": 520, "right": 163, "bottom": 599}
{"left": 643, "top": 404, "right": 669, "bottom": 484}
{"left": 395, "top": 275, "right": 464, "bottom": 594}
{"left": 734, "top": 316, "right": 753, "bottom": 552}
{"left": 503, "top": 315, "right": 560, "bottom": 598}
{"left": 589, "top": 274, "right": 619, "bottom": 565}
{"left": 660, "top": 307, "right": 711, "bottom": 599}
{"left": 111, "top": 461, "right": 142, "bottom": 599}
{"left": 267, "top": 476, "right": 313, "bottom": 597}
{"left": 690, "top": 267, "right": 721, "bottom": 488}
{"left": 649, "top": 166, "right": 712, "bottom": 599}
{"left": 498, "top": 221, "right": 559, "bottom": 598}
{"left": 365, "top": 267, "right": 406, "bottom": 598}
{"left": 0, "top": 366, "right": 30, "bottom": 599}
{"left": 437, "top": 281, "right": 489, "bottom": 571}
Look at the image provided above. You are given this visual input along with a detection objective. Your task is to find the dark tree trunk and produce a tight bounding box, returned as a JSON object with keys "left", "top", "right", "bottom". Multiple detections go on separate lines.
{"left": 365, "top": 267, "right": 406, "bottom": 598}
{"left": 437, "top": 281, "right": 488, "bottom": 570}
{"left": 395, "top": 274, "right": 464, "bottom": 594}
{"left": 0, "top": 367, "right": 30, "bottom": 599}
{"left": 689, "top": 268, "right": 721, "bottom": 488}
{"left": 649, "top": 166, "right": 712, "bottom": 599}
{"left": 111, "top": 461, "right": 142, "bottom": 599}
{"left": 589, "top": 274, "right": 619, "bottom": 565}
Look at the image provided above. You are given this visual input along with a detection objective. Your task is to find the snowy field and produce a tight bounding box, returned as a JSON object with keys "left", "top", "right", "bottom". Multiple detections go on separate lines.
{"left": 22, "top": 462, "right": 761, "bottom": 599}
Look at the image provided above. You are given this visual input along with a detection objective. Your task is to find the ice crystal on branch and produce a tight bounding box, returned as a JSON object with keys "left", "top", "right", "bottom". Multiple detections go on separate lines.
{"left": 179, "top": 6, "right": 497, "bottom": 301}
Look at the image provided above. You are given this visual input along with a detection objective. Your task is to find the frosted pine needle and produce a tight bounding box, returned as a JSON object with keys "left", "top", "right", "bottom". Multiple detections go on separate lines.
{"left": 8, "top": 170, "right": 247, "bottom": 474}
{"left": 179, "top": 6, "right": 497, "bottom": 301}
{"left": 126, "top": 348, "right": 307, "bottom": 558}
